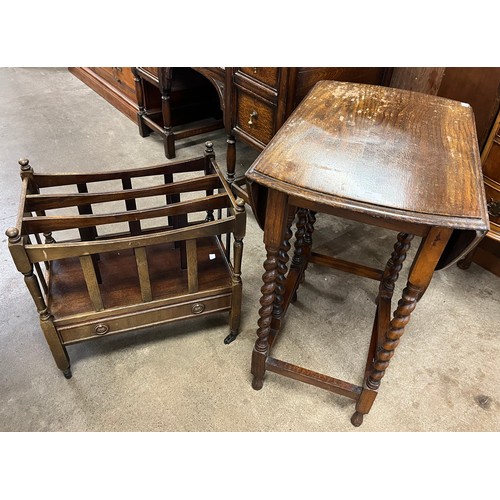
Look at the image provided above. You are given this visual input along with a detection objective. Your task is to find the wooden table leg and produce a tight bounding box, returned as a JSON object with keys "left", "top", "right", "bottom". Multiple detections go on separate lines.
{"left": 271, "top": 206, "right": 296, "bottom": 335}
{"left": 352, "top": 226, "right": 453, "bottom": 426}
{"left": 252, "top": 189, "right": 290, "bottom": 390}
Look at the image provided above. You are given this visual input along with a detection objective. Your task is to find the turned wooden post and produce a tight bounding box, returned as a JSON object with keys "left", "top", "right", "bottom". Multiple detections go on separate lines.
{"left": 6, "top": 227, "right": 71, "bottom": 378}
{"left": 159, "top": 67, "right": 175, "bottom": 159}
{"left": 226, "top": 197, "right": 246, "bottom": 344}
{"left": 132, "top": 67, "right": 152, "bottom": 138}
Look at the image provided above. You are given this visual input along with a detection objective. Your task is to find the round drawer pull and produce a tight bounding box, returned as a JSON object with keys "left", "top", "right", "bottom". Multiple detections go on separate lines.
{"left": 248, "top": 111, "right": 258, "bottom": 126}
{"left": 94, "top": 323, "right": 109, "bottom": 335}
{"left": 191, "top": 303, "right": 205, "bottom": 314}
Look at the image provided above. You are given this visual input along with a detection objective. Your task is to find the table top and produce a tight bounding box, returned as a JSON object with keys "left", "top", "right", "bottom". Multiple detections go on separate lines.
{"left": 246, "top": 80, "right": 489, "bottom": 231}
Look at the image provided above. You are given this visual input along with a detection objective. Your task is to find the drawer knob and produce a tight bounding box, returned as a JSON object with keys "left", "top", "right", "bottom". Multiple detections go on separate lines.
{"left": 191, "top": 303, "right": 205, "bottom": 314}
{"left": 253, "top": 67, "right": 258, "bottom": 74}
{"left": 248, "top": 111, "right": 258, "bottom": 126}
{"left": 94, "top": 323, "right": 109, "bottom": 335}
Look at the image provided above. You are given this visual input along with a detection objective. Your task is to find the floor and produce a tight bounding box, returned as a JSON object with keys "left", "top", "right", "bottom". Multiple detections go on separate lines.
{"left": 0, "top": 67, "right": 499, "bottom": 432}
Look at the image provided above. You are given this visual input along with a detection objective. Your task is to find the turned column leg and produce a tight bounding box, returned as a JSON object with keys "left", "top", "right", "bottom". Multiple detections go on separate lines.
{"left": 226, "top": 134, "right": 236, "bottom": 184}
{"left": 132, "top": 67, "right": 152, "bottom": 138}
{"left": 162, "top": 94, "right": 175, "bottom": 159}
{"left": 252, "top": 189, "right": 289, "bottom": 391}
{"left": 158, "top": 68, "right": 175, "bottom": 159}
{"left": 226, "top": 234, "right": 244, "bottom": 344}
{"left": 352, "top": 226, "right": 453, "bottom": 426}
{"left": 26, "top": 268, "right": 71, "bottom": 378}
{"left": 7, "top": 227, "right": 71, "bottom": 378}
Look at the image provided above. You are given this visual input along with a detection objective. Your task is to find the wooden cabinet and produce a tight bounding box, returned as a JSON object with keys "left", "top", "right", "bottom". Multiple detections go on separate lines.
{"left": 461, "top": 111, "right": 500, "bottom": 276}
{"left": 225, "top": 67, "right": 393, "bottom": 180}
{"left": 133, "top": 67, "right": 223, "bottom": 158}
{"left": 69, "top": 67, "right": 139, "bottom": 121}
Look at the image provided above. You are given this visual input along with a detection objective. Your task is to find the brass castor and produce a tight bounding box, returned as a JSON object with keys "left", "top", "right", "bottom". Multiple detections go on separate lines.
{"left": 224, "top": 331, "right": 238, "bottom": 344}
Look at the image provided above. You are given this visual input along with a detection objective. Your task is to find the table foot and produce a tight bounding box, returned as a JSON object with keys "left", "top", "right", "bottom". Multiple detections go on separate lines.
{"left": 350, "top": 411, "right": 364, "bottom": 427}
{"left": 63, "top": 368, "right": 72, "bottom": 379}
{"left": 252, "top": 376, "right": 264, "bottom": 391}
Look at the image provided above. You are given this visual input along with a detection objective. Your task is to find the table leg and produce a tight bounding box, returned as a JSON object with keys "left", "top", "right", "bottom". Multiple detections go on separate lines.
{"left": 290, "top": 208, "right": 308, "bottom": 302}
{"left": 252, "top": 190, "right": 289, "bottom": 390}
{"left": 271, "top": 207, "right": 296, "bottom": 332}
{"left": 352, "top": 226, "right": 453, "bottom": 426}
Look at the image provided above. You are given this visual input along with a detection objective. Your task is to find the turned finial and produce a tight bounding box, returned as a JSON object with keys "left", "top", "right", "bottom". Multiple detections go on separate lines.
{"left": 205, "top": 141, "right": 214, "bottom": 154}
{"left": 19, "top": 158, "right": 33, "bottom": 177}
{"left": 235, "top": 197, "right": 245, "bottom": 211}
{"left": 19, "top": 158, "right": 31, "bottom": 171}
{"left": 5, "top": 227, "right": 20, "bottom": 242}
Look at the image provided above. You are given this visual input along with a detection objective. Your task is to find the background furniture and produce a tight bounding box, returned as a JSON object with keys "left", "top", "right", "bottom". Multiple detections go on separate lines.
{"left": 245, "top": 81, "right": 489, "bottom": 426}
{"left": 390, "top": 67, "right": 500, "bottom": 151}
{"left": 6, "top": 144, "right": 246, "bottom": 377}
{"left": 390, "top": 67, "right": 500, "bottom": 277}
{"left": 69, "top": 67, "right": 139, "bottom": 121}
{"left": 132, "top": 67, "right": 224, "bottom": 158}
{"left": 459, "top": 109, "right": 500, "bottom": 276}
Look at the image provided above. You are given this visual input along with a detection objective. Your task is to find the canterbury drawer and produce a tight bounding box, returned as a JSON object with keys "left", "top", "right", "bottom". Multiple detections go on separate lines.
{"left": 238, "top": 67, "right": 280, "bottom": 89}
{"left": 236, "top": 90, "right": 276, "bottom": 146}
{"left": 58, "top": 294, "right": 232, "bottom": 344}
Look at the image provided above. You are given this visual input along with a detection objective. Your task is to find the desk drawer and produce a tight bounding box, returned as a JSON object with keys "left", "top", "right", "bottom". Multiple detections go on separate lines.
{"left": 239, "top": 67, "right": 280, "bottom": 89}
{"left": 236, "top": 90, "right": 275, "bottom": 146}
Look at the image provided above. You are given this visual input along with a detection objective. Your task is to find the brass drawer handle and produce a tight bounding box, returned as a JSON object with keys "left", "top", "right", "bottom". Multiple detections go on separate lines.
{"left": 248, "top": 111, "right": 258, "bottom": 126}
{"left": 191, "top": 303, "right": 205, "bottom": 314}
{"left": 94, "top": 323, "right": 109, "bottom": 335}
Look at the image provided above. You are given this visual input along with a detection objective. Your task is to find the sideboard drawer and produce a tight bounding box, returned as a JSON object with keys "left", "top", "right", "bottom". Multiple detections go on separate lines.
{"left": 239, "top": 67, "right": 280, "bottom": 89}
{"left": 236, "top": 90, "right": 275, "bottom": 146}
